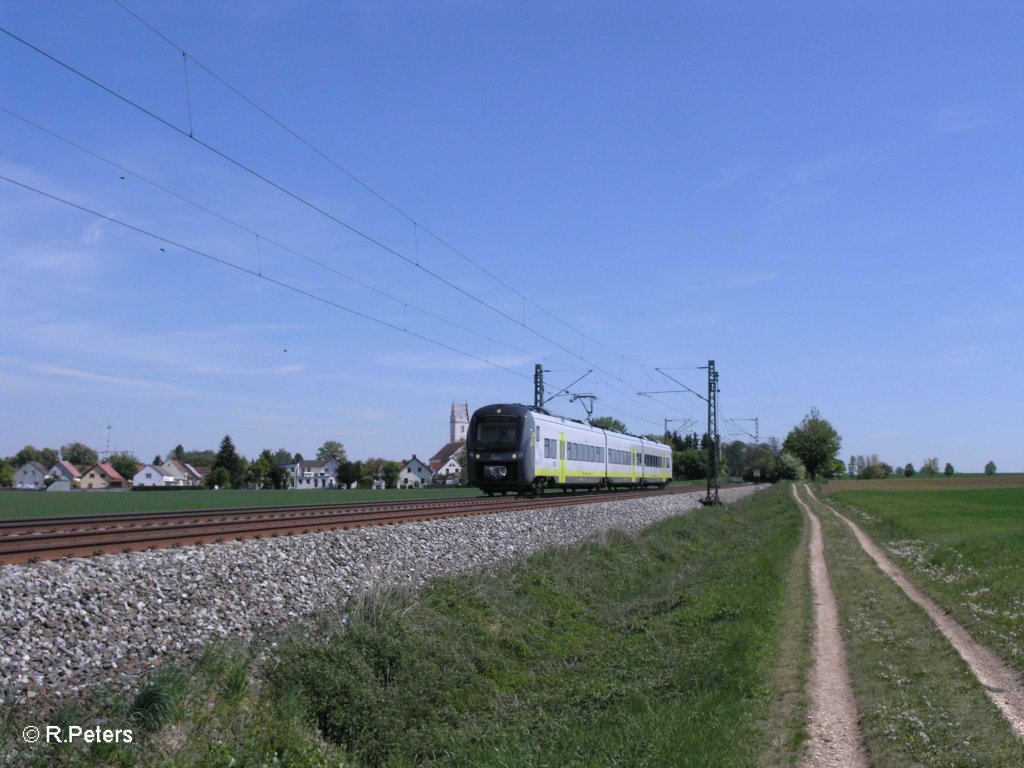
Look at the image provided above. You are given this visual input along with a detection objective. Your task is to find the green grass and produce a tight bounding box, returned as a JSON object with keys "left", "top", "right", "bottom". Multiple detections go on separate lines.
{"left": 802, "top": 488, "right": 1024, "bottom": 766}
{"left": 0, "top": 487, "right": 480, "bottom": 520}
{"left": 2, "top": 486, "right": 803, "bottom": 767}
{"left": 827, "top": 487, "right": 1024, "bottom": 674}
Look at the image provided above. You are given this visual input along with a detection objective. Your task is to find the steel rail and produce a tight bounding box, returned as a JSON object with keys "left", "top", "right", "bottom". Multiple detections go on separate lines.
{"left": 0, "top": 486, "right": 705, "bottom": 566}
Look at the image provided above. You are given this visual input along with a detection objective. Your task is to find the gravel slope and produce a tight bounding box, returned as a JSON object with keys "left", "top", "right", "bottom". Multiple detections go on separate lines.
{"left": 1, "top": 487, "right": 755, "bottom": 704}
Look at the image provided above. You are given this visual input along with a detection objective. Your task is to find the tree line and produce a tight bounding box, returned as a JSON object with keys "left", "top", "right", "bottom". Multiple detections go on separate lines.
{"left": 0, "top": 437, "right": 423, "bottom": 490}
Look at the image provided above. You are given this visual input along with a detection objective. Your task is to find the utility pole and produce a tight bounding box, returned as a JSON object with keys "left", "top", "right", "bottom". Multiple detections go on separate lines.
{"left": 701, "top": 360, "right": 720, "bottom": 506}
{"left": 534, "top": 364, "right": 544, "bottom": 409}
{"left": 643, "top": 364, "right": 721, "bottom": 505}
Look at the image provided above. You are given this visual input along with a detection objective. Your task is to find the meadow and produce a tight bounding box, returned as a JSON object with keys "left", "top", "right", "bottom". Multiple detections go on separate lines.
{"left": 0, "top": 479, "right": 709, "bottom": 520}
{"left": 825, "top": 479, "right": 1024, "bottom": 679}
{"left": 0, "top": 487, "right": 480, "bottom": 520}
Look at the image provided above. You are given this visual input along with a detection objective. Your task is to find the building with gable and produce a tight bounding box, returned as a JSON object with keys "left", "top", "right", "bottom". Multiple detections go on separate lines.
{"left": 14, "top": 461, "right": 48, "bottom": 490}
{"left": 428, "top": 402, "right": 469, "bottom": 484}
{"left": 81, "top": 463, "right": 126, "bottom": 490}
{"left": 397, "top": 455, "right": 432, "bottom": 489}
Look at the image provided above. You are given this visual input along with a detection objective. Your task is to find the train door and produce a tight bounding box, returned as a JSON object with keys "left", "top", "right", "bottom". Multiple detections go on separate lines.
{"left": 558, "top": 433, "right": 567, "bottom": 485}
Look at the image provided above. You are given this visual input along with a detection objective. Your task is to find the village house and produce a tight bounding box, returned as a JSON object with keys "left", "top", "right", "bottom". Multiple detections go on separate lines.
{"left": 13, "top": 461, "right": 47, "bottom": 490}
{"left": 160, "top": 459, "right": 203, "bottom": 487}
{"left": 428, "top": 402, "right": 469, "bottom": 485}
{"left": 80, "top": 462, "right": 126, "bottom": 490}
{"left": 50, "top": 460, "right": 82, "bottom": 485}
{"left": 396, "top": 456, "right": 432, "bottom": 489}
{"left": 132, "top": 464, "right": 175, "bottom": 488}
{"left": 283, "top": 457, "right": 340, "bottom": 489}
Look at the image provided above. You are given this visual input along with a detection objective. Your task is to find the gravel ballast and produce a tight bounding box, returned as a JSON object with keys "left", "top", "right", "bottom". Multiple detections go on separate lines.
{"left": 1, "top": 487, "right": 755, "bottom": 702}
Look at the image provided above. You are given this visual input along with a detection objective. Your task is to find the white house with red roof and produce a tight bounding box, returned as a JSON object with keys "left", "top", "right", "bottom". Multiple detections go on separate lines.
{"left": 50, "top": 460, "right": 82, "bottom": 485}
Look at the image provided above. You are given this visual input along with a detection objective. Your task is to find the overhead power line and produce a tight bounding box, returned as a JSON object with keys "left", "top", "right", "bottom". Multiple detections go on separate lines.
{"left": 1, "top": 19, "right": 694, "bottom": 427}
{"left": 0, "top": 172, "right": 533, "bottom": 382}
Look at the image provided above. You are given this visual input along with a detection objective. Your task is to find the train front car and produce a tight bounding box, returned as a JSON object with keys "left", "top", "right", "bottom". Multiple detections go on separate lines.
{"left": 466, "top": 404, "right": 535, "bottom": 495}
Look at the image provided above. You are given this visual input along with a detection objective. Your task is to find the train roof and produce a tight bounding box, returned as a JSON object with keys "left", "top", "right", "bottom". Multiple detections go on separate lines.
{"left": 471, "top": 403, "right": 671, "bottom": 447}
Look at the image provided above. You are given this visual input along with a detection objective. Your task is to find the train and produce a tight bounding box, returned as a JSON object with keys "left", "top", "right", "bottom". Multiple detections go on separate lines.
{"left": 465, "top": 403, "right": 673, "bottom": 495}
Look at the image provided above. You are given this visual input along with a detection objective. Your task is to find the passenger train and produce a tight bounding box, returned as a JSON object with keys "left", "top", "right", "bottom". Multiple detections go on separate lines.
{"left": 466, "top": 403, "right": 673, "bottom": 495}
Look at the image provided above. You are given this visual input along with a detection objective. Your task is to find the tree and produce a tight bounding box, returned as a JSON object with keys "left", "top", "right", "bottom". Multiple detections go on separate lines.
{"left": 782, "top": 408, "right": 842, "bottom": 479}
{"left": 172, "top": 444, "right": 185, "bottom": 461}
{"left": 271, "top": 448, "right": 294, "bottom": 466}
{"left": 61, "top": 441, "right": 99, "bottom": 466}
{"left": 775, "top": 451, "right": 807, "bottom": 481}
{"left": 337, "top": 460, "right": 363, "bottom": 489}
{"left": 920, "top": 457, "right": 940, "bottom": 477}
{"left": 249, "top": 450, "right": 276, "bottom": 489}
{"left": 204, "top": 466, "right": 231, "bottom": 489}
{"left": 944, "top": 462, "right": 955, "bottom": 477}
{"left": 723, "top": 440, "right": 747, "bottom": 477}
{"left": 14, "top": 446, "right": 42, "bottom": 466}
{"left": 213, "top": 435, "right": 244, "bottom": 489}
{"left": 848, "top": 455, "right": 857, "bottom": 478}
{"left": 108, "top": 451, "right": 140, "bottom": 480}
{"left": 985, "top": 460, "right": 997, "bottom": 475}
{"left": 904, "top": 463, "right": 915, "bottom": 477}
{"left": 317, "top": 440, "right": 347, "bottom": 462}
{"left": 673, "top": 449, "right": 707, "bottom": 480}
{"left": 590, "top": 416, "right": 627, "bottom": 433}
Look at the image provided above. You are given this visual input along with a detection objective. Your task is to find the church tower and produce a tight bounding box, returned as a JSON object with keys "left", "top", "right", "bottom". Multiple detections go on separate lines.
{"left": 451, "top": 402, "right": 469, "bottom": 443}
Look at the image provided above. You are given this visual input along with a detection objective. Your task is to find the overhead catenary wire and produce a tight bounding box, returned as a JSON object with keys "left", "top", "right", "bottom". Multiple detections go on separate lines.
{"left": 107, "top": 1, "right": 659, "bottom": 377}
{"left": 0, "top": 19, "right": 694, "bottom": 429}
{"left": 0, "top": 172, "right": 535, "bottom": 382}
{"left": 0, "top": 105, "right": 581, "bottom": 375}
{"left": 0, "top": 23, "right": 614, "bottom": 379}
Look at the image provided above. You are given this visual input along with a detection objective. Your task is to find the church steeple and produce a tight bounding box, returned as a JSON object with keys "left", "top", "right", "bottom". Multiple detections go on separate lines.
{"left": 451, "top": 402, "right": 469, "bottom": 443}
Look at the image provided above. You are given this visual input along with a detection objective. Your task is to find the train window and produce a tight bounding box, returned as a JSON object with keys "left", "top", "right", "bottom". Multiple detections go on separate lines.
{"left": 474, "top": 415, "right": 520, "bottom": 446}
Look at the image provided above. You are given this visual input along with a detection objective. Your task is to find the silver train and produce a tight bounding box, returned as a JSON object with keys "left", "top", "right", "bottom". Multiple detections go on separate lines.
{"left": 466, "top": 403, "right": 673, "bottom": 495}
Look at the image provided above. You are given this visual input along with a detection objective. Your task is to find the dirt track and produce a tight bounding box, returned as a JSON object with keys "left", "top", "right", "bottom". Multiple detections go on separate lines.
{"left": 804, "top": 485, "right": 1024, "bottom": 741}
{"left": 791, "top": 484, "right": 868, "bottom": 768}
{"left": 791, "top": 482, "right": 1024, "bottom": 766}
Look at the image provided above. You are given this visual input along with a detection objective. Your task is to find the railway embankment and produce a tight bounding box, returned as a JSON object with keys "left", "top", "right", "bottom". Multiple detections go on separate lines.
{"left": 1, "top": 486, "right": 755, "bottom": 704}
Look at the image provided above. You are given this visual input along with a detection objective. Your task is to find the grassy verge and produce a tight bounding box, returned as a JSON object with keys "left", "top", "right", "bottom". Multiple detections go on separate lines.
{"left": 826, "top": 487, "right": 1024, "bottom": 675}
{"left": 3, "top": 486, "right": 802, "bottom": 767}
{"left": 805, "top": 489, "right": 1024, "bottom": 766}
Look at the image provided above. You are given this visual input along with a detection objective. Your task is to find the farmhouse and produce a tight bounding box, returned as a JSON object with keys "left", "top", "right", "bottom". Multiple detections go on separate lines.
{"left": 81, "top": 463, "right": 126, "bottom": 490}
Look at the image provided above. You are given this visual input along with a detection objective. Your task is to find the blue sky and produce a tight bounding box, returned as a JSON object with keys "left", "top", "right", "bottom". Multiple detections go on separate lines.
{"left": 1, "top": 1, "right": 1021, "bottom": 472}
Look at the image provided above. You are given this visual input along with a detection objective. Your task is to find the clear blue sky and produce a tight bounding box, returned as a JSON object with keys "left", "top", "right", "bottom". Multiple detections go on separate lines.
{"left": 1, "top": 1, "right": 1021, "bottom": 472}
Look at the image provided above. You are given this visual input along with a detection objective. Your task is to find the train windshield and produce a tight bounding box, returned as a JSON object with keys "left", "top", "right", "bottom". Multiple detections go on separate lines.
{"left": 473, "top": 415, "right": 522, "bottom": 448}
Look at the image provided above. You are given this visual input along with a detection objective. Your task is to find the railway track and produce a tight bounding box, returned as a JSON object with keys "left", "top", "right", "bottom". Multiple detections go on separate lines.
{"left": 0, "top": 486, "right": 700, "bottom": 565}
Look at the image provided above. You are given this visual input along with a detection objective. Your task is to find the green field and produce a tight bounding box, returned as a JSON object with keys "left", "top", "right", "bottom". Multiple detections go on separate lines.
{"left": 826, "top": 483, "right": 1024, "bottom": 677}
{"left": 807, "top": 485, "right": 1024, "bottom": 766}
{"left": 0, "top": 487, "right": 480, "bottom": 520}
{"left": 0, "top": 480, "right": 710, "bottom": 520}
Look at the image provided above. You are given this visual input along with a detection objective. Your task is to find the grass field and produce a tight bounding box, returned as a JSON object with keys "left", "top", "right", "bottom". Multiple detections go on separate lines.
{"left": 824, "top": 474, "right": 1024, "bottom": 493}
{"left": 0, "top": 487, "right": 480, "bottom": 520}
{"left": 805, "top": 487, "right": 1024, "bottom": 766}
{"left": 825, "top": 480, "right": 1024, "bottom": 679}
{"left": 0, "top": 479, "right": 710, "bottom": 520}
{"left": 3, "top": 485, "right": 803, "bottom": 767}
